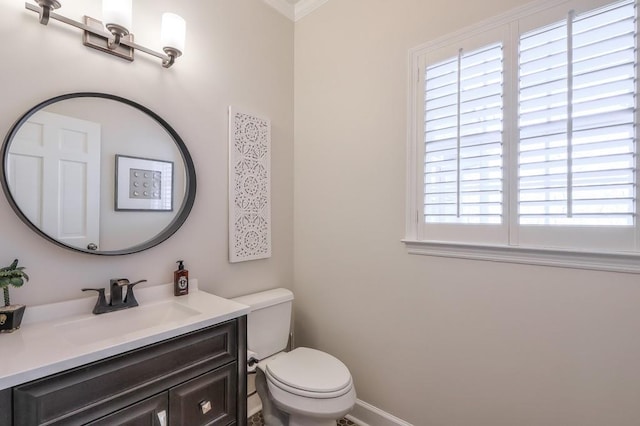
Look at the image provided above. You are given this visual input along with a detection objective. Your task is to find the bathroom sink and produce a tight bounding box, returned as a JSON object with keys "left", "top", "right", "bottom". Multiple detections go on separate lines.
{"left": 55, "top": 300, "right": 201, "bottom": 345}
{"left": 1, "top": 280, "right": 251, "bottom": 390}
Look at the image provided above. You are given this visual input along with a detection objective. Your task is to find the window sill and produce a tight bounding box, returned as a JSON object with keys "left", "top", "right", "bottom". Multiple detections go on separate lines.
{"left": 402, "top": 239, "right": 640, "bottom": 274}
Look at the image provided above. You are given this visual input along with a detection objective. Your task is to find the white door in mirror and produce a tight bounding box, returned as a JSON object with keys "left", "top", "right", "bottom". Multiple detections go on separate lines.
{"left": 8, "top": 110, "right": 101, "bottom": 250}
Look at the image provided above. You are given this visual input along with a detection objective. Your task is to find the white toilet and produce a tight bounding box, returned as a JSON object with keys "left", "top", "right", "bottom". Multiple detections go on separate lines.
{"left": 233, "top": 288, "right": 356, "bottom": 426}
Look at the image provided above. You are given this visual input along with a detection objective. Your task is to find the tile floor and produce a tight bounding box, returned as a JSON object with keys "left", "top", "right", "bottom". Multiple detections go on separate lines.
{"left": 248, "top": 412, "right": 357, "bottom": 425}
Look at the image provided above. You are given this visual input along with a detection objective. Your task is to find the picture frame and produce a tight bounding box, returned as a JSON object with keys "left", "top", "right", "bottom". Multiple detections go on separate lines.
{"left": 115, "top": 154, "right": 174, "bottom": 211}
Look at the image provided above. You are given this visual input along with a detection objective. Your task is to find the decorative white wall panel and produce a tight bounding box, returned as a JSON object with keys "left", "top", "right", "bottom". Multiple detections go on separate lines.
{"left": 228, "top": 107, "right": 272, "bottom": 262}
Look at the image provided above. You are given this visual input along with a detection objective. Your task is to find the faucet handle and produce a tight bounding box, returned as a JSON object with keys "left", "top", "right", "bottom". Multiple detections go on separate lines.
{"left": 122, "top": 279, "right": 147, "bottom": 306}
{"left": 111, "top": 278, "right": 147, "bottom": 287}
{"left": 127, "top": 279, "right": 147, "bottom": 287}
{"left": 81, "top": 288, "right": 109, "bottom": 314}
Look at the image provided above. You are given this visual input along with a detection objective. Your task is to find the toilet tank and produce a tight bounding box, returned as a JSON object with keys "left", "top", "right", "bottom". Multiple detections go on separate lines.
{"left": 232, "top": 288, "right": 294, "bottom": 359}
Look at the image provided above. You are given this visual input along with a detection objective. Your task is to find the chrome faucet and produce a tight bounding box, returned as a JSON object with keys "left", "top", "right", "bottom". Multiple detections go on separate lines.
{"left": 82, "top": 279, "right": 147, "bottom": 315}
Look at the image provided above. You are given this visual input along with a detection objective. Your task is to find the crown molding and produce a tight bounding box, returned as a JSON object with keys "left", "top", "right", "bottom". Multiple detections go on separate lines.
{"left": 262, "top": 0, "right": 295, "bottom": 21}
{"left": 294, "top": 0, "right": 330, "bottom": 21}
{"left": 262, "top": 0, "right": 329, "bottom": 22}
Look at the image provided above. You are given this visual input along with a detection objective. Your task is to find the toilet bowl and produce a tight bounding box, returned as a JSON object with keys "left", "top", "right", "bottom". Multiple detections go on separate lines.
{"left": 232, "top": 288, "right": 356, "bottom": 426}
{"left": 256, "top": 347, "right": 356, "bottom": 426}
{"left": 260, "top": 347, "right": 356, "bottom": 426}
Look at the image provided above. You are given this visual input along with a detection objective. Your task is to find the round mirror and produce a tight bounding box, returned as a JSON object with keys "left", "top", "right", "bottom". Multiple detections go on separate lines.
{"left": 1, "top": 93, "right": 196, "bottom": 255}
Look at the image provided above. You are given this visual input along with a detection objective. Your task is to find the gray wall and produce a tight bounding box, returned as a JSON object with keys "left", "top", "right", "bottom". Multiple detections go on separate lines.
{"left": 293, "top": 1, "right": 640, "bottom": 425}
{"left": 0, "top": 0, "right": 293, "bottom": 305}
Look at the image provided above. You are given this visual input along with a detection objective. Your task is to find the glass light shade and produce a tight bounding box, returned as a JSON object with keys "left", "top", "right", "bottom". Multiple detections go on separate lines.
{"left": 161, "top": 13, "right": 186, "bottom": 53}
{"left": 102, "top": 0, "right": 132, "bottom": 31}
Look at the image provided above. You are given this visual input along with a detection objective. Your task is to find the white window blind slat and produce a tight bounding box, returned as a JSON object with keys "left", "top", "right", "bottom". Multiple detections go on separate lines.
{"left": 519, "top": 168, "right": 634, "bottom": 190}
{"left": 573, "top": 0, "right": 635, "bottom": 32}
{"left": 520, "top": 34, "right": 567, "bottom": 64}
{"left": 573, "top": 18, "right": 634, "bottom": 49}
{"left": 572, "top": 123, "right": 633, "bottom": 144}
{"left": 519, "top": 78, "right": 568, "bottom": 103}
{"left": 520, "top": 22, "right": 566, "bottom": 50}
{"left": 520, "top": 120, "right": 568, "bottom": 140}
{"left": 519, "top": 145, "right": 567, "bottom": 165}
{"left": 520, "top": 133, "right": 567, "bottom": 152}
{"left": 573, "top": 34, "right": 635, "bottom": 66}
{"left": 423, "top": 138, "right": 458, "bottom": 153}
{"left": 572, "top": 62, "right": 634, "bottom": 89}
{"left": 572, "top": 80, "right": 635, "bottom": 107}
{"left": 519, "top": 94, "right": 567, "bottom": 117}
{"left": 460, "top": 93, "right": 503, "bottom": 114}
{"left": 572, "top": 108, "right": 634, "bottom": 130}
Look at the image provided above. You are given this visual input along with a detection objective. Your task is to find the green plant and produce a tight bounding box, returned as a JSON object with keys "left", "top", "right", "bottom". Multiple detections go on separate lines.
{"left": 0, "top": 259, "right": 29, "bottom": 307}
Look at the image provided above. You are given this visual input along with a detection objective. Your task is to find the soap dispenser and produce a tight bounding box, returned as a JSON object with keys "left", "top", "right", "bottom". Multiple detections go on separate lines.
{"left": 174, "top": 260, "right": 189, "bottom": 296}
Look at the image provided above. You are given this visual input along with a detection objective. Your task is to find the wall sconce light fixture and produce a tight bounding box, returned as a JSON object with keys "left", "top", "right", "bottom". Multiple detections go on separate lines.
{"left": 25, "top": 0, "right": 186, "bottom": 68}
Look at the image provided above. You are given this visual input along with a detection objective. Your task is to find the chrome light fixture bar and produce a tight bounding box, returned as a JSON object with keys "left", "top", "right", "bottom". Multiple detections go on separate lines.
{"left": 25, "top": 0, "right": 185, "bottom": 68}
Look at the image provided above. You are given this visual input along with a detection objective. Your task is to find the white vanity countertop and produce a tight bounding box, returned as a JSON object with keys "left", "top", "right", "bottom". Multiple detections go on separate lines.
{"left": 0, "top": 280, "right": 250, "bottom": 389}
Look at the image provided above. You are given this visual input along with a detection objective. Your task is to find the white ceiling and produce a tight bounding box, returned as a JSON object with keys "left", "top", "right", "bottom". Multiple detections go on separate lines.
{"left": 262, "top": 0, "right": 329, "bottom": 21}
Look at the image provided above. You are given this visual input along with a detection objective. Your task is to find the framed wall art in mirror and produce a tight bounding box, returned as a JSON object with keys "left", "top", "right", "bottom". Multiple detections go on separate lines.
{"left": 0, "top": 93, "right": 196, "bottom": 255}
{"left": 115, "top": 154, "right": 174, "bottom": 212}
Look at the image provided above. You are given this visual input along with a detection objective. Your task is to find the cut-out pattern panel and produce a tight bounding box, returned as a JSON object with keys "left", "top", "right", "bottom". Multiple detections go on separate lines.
{"left": 229, "top": 107, "right": 271, "bottom": 262}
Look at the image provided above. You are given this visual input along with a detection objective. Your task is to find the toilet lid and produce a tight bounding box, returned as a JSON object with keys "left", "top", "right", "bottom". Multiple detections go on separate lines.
{"left": 266, "top": 347, "right": 352, "bottom": 394}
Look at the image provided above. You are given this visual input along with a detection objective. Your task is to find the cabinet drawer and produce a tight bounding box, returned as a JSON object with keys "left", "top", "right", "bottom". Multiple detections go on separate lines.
{"left": 13, "top": 321, "right": 236, "bottom": 426}
{"left": 86, "top": 393, "right": 168, "bottom": 426}
{"left": 170, "top": 363, "right": 237, "bottom": 426}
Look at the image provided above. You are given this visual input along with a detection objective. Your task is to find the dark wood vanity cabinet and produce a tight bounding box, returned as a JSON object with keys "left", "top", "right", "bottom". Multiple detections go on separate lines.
{"left": 1, "top": 317, "right": 247, "bottom": 426}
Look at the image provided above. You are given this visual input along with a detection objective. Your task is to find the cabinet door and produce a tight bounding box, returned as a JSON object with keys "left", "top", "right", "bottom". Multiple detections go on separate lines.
{"left": 0, "top": 388, "right": 11, "bottom": 426}
{"left": 169, "top": 363, "right": 237, "bottom": 426}
{"left": 86, "top": 393, "right": 168, "bottom": 426}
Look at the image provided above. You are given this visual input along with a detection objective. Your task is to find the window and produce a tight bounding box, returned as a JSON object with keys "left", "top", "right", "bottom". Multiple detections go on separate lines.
{"left": 406, "top": 0, "right": 639, "bottom": 270}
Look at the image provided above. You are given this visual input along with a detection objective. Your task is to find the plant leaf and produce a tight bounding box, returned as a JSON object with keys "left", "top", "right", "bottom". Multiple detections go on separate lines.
{"left": 1, "top": 259, "right": 20, "bottom": 272}
{"left": 9, "top": 277, "right": 24, "bottom": 287}
{"left": 0, "top": 260, "right": 27, "bottom": 287}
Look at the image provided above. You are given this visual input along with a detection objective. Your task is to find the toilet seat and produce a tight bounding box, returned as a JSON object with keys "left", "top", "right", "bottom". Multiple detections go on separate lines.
{"left": 265, "top": 347, "right": 353, "bottom": 399}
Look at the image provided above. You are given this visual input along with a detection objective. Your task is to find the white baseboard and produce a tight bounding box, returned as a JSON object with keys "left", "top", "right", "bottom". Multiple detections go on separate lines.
{"left": 247, "top": 396, "right": 412, "bottom": 426}
{"left": 346, "top": 399, "right": 413, "bottom": 426}
{"left": 248, "top": 392, "right": 262, "bottom": 417}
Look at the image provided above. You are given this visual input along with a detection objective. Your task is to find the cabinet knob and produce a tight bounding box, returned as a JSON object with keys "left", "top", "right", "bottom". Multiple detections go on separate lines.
{"left": 199, "top": 400, "right": 212, "bottom": 414}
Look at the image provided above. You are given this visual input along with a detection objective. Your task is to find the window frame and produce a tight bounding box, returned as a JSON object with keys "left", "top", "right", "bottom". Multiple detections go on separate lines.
{"left": 404, "top": 0, "right": 640, "bottom": 273}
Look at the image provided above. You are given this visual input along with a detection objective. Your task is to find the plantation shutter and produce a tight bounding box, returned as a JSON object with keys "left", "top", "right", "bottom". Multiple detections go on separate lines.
{"left": 518, "top": 0, "right": 636, "bottom": 227}
{"left": 424, "top": 43, "right": 504, "bottom": 224}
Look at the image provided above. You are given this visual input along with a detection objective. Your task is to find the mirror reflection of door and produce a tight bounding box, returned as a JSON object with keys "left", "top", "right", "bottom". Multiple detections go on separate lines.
{"left": 6, "top": 111, "right": 101, "bottom": 250}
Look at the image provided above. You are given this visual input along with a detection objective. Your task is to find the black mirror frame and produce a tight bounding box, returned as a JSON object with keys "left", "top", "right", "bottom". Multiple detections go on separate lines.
{"left": 0, "top": 92, "right": 197, "bottom": 256}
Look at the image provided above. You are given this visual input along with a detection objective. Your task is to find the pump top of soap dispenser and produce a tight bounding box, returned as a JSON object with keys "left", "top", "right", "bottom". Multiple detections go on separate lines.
{"left": 177, "top": 260, "right": 185, "bottom": 270}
